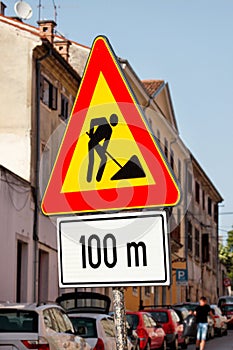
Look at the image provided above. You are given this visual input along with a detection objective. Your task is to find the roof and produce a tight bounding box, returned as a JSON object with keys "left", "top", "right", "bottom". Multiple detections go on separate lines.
{"left": 191, "top": 153, "right": 223, "bottom": 202}
{"left": 142, "top": 79, "right": 164, "bottom": 96}
{"left": 0, "top": 14, "right": 89, "bottom": 50}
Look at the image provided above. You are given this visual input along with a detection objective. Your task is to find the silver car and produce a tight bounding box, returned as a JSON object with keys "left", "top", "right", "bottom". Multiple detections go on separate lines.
{"left": 0, "top": 302, "right": 91, "bottom": 350}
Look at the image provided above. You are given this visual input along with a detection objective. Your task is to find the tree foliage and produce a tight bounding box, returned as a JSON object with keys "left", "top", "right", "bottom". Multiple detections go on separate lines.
{"left": 219, "top": 230, "right": 233, "bottom": 281}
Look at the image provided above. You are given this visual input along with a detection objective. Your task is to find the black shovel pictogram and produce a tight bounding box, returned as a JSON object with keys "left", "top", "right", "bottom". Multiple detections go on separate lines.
{"left": 86, "top": 115, "right": 146, "bottom": 182}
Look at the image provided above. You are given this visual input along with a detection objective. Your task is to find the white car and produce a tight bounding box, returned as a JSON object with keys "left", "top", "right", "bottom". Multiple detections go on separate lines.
{"left": 70, "top": 313, "right": 118, "bottom": 350}
{"left": 56, "top": 292, "right": 135, "bottom": 350}
{"left": 0, "top": 302, "right": 91, "bottom": 350}
{"left": 210, "top": 304, "right": 228, "bottom": 336}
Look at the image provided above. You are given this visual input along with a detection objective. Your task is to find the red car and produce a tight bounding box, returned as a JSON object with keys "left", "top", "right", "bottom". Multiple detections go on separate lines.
{"left": 221, "top": 303, "right": 233, "bottom": 328}
{"left": 126, "top": 311, "right": 166, "bottom": 350}
{"left": 141, "top": 307, "right": 185, "bottom": 350}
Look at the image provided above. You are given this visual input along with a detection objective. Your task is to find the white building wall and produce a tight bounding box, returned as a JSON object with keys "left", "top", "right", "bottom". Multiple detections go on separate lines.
{"left": 0, "top": 167, "right": 59, "bottom": 303}
{"left": 0, "top": 167, "right": 34, "bottom": 301}
{"left": 0, "top": 19, "right": 40, "bottom": 181}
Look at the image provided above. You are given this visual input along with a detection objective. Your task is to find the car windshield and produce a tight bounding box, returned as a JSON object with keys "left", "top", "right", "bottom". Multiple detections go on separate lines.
{"left": 0, "top": 309, "right": 38, "bottom": 333}
{"left": 222, "top": 305, "right": 233, "bottom": 312}
{"left": 126, "top": 314, "right": 139, "bottom": 330}
{"left": 150, "top": 312, "right": 168, "bottom": 323}
{"left": 218, "top": 297, "right": 233, "bottom": 308}
{"left": 70, "top": 317, "right": 97, "bottom": 338}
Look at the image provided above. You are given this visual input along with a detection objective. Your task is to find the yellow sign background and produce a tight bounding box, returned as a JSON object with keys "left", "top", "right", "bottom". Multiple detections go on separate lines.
{"left": 62, "top": 72, "right": 155, "bottom": 193}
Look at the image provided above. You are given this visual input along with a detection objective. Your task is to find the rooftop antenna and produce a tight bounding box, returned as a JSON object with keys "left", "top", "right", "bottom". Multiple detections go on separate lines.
{"left": 14, "top": 0, "right": 33, "bottom": 20}
{"left": 38, "top": 0, "right": 42, "bottom": 21}
{"left": 52, "top": 0, "right": 57, "bottom": 23}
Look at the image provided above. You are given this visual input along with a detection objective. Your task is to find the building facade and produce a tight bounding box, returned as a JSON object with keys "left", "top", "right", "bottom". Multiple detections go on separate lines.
{"left": 0, "top": 5, "right": 223, "bottom": 306}
{"left": 0, "top": 12, "right": 80, "bottom": 302}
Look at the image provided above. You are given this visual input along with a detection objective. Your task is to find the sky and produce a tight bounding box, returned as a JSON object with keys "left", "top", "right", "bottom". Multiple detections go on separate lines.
{"left": 6, "top": 0, "right": 233, "bottom": 240}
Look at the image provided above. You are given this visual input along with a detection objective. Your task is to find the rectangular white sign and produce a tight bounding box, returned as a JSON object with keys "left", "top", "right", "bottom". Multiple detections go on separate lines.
{"left": 57, "top": 211, "right": 171, "bottom": 287}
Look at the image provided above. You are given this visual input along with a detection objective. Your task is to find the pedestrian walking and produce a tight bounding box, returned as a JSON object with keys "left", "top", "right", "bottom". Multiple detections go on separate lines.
{"left": 194, "top": 296, "right": 214, "bottom": 350}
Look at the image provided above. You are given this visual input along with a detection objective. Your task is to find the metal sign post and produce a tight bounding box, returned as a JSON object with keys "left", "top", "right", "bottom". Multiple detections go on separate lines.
{"left": 113, "top": 287, "right": 128, "bottom": 350}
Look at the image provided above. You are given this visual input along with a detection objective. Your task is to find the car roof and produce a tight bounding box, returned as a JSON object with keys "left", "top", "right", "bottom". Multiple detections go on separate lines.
{"left": 0, "top": 302, "right": 64, "bottom": 312}
{"left": 144, "top": 308, "right": 171, "bottom": 312}
{"left": 126, "top": 311, "right": 151, "bottom": 315}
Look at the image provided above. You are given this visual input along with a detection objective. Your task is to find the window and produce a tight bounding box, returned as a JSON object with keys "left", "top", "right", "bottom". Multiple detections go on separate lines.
{"left": 126, "top": 314, "right": 139, "bottom": 330}
{"left": 145, "top": 286, "right": 150, "bottom": 296}
{"left": 50, "top": 308, "right": 67, "bottom": 333}
{"left": 212, "top": 246, "right": 217, "bottom": 270}
{"left": 132, "top": 286, "right": 138, "bottom": 295}
{"left": 101, "top": 318, "right": 115, "bottom": 337}
{"left": 188, "top": 220, "right": 193, "bottom": 252}
{"left": 71, "top": 317, "right": 97, "bottom": 338}
{"left": 195, "top": 228, "right": 200, "bottom": 258}
{"left": 170, "top": 149, "right": 174, "bottom": 170}
{"left": 202, "top": 190, "right": 205, "bottom": 210}
{"left": 171, "top": 310, "right": 180, "bottom": 323}
{"left": 187, "top": 171, "right": 192, "bottom": 193}
{"left": 16, "top": 241, "right": 28, "bottom": 302}
{"left": 176, "top": 208, "right": 181, "bottom": 241}
{"left": 61, "top": 94, "right": 69, "bottom": 120}
{"left": 157, "top": 130, "right": 160, "bottom": 145}
{"left": 208, "top": 197, "right": 212, "bottom": 216}
{"left": 202, "top": 233, "right": 209, "bottom": 263}
{"left": 148, "top": 315, "right": 157, "bottom": 327}
{"left": 143, "top": 314, "right": 151, "bottom": 328}
{"left": 150, "top": 311, "right": 168, "bottom": 323}
{"left": 38, "top": 250, "right": 49, "bottom": 302}
{"left": 0, "top": 310, "right": 38, "bottom": 333}
{"left": 178, "top": 159, "right": 181, "bottom": 181}
{"left": 40, "top": 75, "right": 57, "bottom": 110}
{"left": 214, "top": 203, "right": 218, "bottom": 223}
{"left": 43, "top": 309, "right": 59, "bottom": 332}
{"left": 195, "top": 181, "right": 200, "bottom": 203}
{"left": 50, "top": 308, "right": 73, "bottom": 333}
{"left": 164, "top": 138, "right": 168, "bottom": 158}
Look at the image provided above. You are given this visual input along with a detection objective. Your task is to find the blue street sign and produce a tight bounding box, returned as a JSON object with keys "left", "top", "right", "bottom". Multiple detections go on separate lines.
{"left": 176, "top": 269, "right": 188, "bottom": 285}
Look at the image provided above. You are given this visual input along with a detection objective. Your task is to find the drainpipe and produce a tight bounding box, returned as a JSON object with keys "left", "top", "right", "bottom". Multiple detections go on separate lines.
{"left": 184, "top": 158, "right": 192, "bottom": 301}
{"left": 216, "top": 204, "right": 220, "bottom": 300}
{"left": 33, "top": 48, "right": 52, "bottom": 303}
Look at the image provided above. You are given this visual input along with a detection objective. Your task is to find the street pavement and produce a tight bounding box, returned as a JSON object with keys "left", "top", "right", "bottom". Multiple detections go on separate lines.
{"left": 187, "top": 330, "right": 233, "bottom": 350}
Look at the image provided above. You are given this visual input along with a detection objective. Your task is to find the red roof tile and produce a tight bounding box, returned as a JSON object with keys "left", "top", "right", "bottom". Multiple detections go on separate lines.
{"left": 142, "top": 79, "right": 164, "bottom": 96}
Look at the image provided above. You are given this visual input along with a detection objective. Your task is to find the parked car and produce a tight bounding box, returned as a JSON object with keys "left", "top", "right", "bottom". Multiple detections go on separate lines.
{"left": 0, "top": 302, "right": 90, "bottom": 350}
{"left": 56, "top": 292, "right": 135, "bottom": 350}
{"left": 210, "top": 304, "right": 228, "bottom": 336}
{"left": 174, "top": 302, "right": 214, "bottom": 340}
{"left": 221, "top": 303, "right": 233, "bottom": 329}
{"left": 141, "top": 307, "right": 182, "bottom": 350}
{"left": 126, "top": 311, "right": 166, "bottom": 350}
{"left": 217, "top": 296, "right": 233, "bottom": 309}
{"left": 172, "top": 307, "right": 190, "bottom": 348}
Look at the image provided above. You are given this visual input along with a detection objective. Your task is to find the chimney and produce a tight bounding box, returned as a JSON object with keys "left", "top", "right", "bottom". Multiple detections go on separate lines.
{"left": 37, "top": 20, "right": 56, "bottom": 44}
{"left": 54, "top": 40, "right": 71, "bottom": 61}
{"left": 0, "top": 1, "right": 6, "bottom": 16}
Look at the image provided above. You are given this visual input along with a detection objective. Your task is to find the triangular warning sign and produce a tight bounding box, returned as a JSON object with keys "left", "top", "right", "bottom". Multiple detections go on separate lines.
{"left": 41, "top": 36, "right": 180, "bottom": 215}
